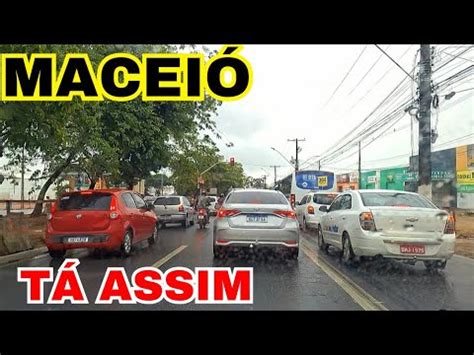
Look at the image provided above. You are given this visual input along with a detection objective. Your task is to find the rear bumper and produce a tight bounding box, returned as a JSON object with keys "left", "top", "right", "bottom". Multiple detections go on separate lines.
{"left": 46, "top": 223, "right": 124, "bottom": 251}
{"left": 351, "top": 231, "right": 456, "bottom": 261}
{"left": 159, "top": 213, "right": 186, "bottom": 224}
{"left": 213, "top": 226, "right": 300, "bottom": 249}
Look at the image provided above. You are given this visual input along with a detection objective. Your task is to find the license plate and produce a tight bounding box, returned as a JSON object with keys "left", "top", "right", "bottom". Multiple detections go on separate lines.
{"left": 400, "top": 245, "right": 425, "bottom": 254}
{"left": 246, "top": 215, "right": 268, "bottom": 223}
{"left": 66, "top": 237, "right": 89, "bottom": 243}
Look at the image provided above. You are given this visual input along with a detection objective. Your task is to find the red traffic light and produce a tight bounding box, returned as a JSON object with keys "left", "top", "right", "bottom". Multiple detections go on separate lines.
{"left": 230, "top": 157, "right": 235, "bottom": 166}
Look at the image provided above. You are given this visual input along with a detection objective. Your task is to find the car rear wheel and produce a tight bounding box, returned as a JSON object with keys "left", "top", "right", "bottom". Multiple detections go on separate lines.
{"left": 148, "top": 225, "right": 159, "bottom": 245}
{"left": 302, "top": 217, "right": 307, "bottom": 232}
{"left": 121, "top": 231, "right": 133, "bottom": 257}
{"left": 317, "top": 225, "right": 328, "bottom": 252}
{"left": 341, "top": 234, "right": 355, "bottom": 265}
{"left": 213, "top": 245, "right": 225, "bottom": 259}
{"left": 424, "top": 260, "right": 447, "bottom": 271}
{"left": 182, "top": 216, "right": 190, "bottom": 228}
{"left": 288, "top": 248, "right": 299, "bottom": 259}
{"left": 48, "top": 249, "right": 66, "bottom": 259}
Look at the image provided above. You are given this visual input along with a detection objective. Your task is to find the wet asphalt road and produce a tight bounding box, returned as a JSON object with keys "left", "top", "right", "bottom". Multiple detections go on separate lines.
{"left": 0, "top": 219, "right": 473, "bottom": 310}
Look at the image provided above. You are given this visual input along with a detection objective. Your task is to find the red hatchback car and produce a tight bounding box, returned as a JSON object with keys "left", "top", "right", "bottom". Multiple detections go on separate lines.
{"left": 46, "top": 189, "right": 158, "bottom": 259}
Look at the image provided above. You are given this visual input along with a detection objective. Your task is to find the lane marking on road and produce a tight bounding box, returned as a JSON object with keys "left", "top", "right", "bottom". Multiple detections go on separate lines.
{"left": 301, "top": 239, "right": 388, "bottom": 311}
{"left": 152, "top": 245, "right": 188, "bottom": 268}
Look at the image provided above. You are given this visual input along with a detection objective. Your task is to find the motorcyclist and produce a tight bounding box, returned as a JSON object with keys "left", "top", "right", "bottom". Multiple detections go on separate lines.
{"left": 197, "top": 191, "right": 211, "bottom": 222}
{"left": 216, "top": 193, "right": 225, "bottom": 209}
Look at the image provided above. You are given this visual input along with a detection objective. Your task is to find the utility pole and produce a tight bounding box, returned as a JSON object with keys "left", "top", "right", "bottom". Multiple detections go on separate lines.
{"left": 358, "top": 141, "right": 362, "bottom": 189}
{"left": 21, "top": 144, "right": 25, "bottom": 208}
{"left": 269, "top": 165, "right": 281, "bottom": 187}
{"left": 160, "top": 173, "right": 164, "bottom": 195}
{"left": 288, "top": 138, "right": 305, "bottom": 171}
{"left": 418, "top": 44, "right": 432, "bottom": 199}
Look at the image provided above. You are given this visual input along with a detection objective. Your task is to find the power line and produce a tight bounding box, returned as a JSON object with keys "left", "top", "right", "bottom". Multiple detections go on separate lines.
{"left": 375, "top": 44, "right": 415, "bottom": 82}
{"left": 321, "top": 45, "right": 367, "bottom": 109}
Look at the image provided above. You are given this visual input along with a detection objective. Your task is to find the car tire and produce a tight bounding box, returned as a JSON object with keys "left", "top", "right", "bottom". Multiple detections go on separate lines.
{"left": 302, "top": 217, "right": 307, "bottom": 232}
{"left": 148, "top": 225, "right": 159, "bottom": 245}
{"left": 160, "top": 222, "right": 166, "bottom": 229}
{"left": 289, "top": 248, "right": 299, "bottom": 259}
{"left": 341, "top": 233, "right": 355, "bottom": 265}
{"left": 48, "top": 249, "right": 66, "bottom": 259}
{"left": 213, "top": 245, "right": 225, "bottom": 259}
{"left": 120, "top": 230, "right": 133, "bottom": 258}
{"left": 190, "top": 216, "right": 195, "bottom": 226}
{"left": 424, "top": 260, "right": 447, "bottom": 271}
{"left": 317, "top": 225, "right": 328, "bottom": 252}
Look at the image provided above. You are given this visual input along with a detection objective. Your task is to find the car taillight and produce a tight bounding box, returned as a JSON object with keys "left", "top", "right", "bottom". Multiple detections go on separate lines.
{"left": 109, "top": 196, "right": 120, "bottom": 219}
{"left": 359, "top": 212, "right": 376, "bottom": 231}
{"left": 217, "top": 209, "right": 240, "bottom": 218}
{"left": 48, "top": 202, "right": 56, "bottom": 220}
{"left": 307, "top": 205, "right": 314, "bottom": 214}
{"left": 274, "top": 210, "right": 296, "bottom": 219}
{"left": 444, "top": 214, "right": 455, "bottom": 234}
{"left": 178, "top": 205, "right": 184, "bottom": 212}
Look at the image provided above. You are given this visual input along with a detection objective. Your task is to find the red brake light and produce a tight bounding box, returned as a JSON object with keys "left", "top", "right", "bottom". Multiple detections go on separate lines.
{"left": 178, "top": 205, "right": 184, "bottom": 212}
{"left": 444, "top": 214, "right": 455, "bottom": 234}
{"left": 109, "top": 196, "right": 120, "bottom": 219}
{"left": 80, "top": 191, "right": 93, "bottom": 195}
{"left": 359, "top": 212, "right": 376, "bottom": 231}
{"left": 217, "top": 209, "right": 240, "bottom": 218}
{"left": 48, "top": 202, "right": 56, "bottom": 220}
{"left": 274, "top": 210, "right": 296, "bottom": 219}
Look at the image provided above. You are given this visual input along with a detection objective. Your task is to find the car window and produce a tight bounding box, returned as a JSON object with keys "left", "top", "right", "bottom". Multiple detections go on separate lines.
{"left": 58, "top": 193, "right": 112, "bottom": 211}
{"left": 360, "top": 192, "right": 436, "bottom": 208}
{"left": 340, "top": 195, "right": 352, "bottom": 210}
{"left": 154, "top": 197, "right": 181, "bottom": 205}
{"left": 226, "top": 191, "right": 288, "bottom": 205}
{"left": 313, "top": 193, "right": 338, "bottom": 205}
{"left": 328, "top": 195, "right": 343, "bottom": 212}
{"left": 131, "top": 193, "right": 146, "bottom": 209}
{"left": 121, "top": 193, "right": 137, "bottom": 209}
{"left": 183, "top": 197, "right": 190, "bottom": 206}
{"left": 300, "top": 195, "right": 308, "bottom": 205}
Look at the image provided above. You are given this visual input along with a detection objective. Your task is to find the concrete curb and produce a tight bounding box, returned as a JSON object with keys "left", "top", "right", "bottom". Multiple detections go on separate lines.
{"left": 0, "top": 247, "right": 48, "bottom": 266}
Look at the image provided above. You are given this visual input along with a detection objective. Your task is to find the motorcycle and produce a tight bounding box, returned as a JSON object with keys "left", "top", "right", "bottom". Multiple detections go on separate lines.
{"left": 198, "top": 208, "right": 209, "bottom": 229}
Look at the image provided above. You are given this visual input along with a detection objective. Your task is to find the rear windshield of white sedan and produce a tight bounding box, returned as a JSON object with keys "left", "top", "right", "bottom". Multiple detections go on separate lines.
{"left": 360, "top": 192, "right": 436, "bottom": 208}
{"left": 313, "top": 194, "right": 338, "bottom": 205}
{"left": 154, "top": 197, "right": 181, "bottom": 205}
{"left": 226, "top": 191, "right": 288, "bottom": 205}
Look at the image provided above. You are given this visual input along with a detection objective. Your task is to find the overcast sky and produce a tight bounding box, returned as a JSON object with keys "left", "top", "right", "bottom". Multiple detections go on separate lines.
{"left": 210, "top": 45, "right": 473, "bottom": 182}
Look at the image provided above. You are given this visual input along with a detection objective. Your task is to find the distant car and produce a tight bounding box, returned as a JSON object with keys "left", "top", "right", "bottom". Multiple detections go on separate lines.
{"left": 208, "top": 196, "right": 218, "bottom": 216}
{"left": 295, "top": 191, "right": 339, "bottom": 231}
{"left": 212, "top": 189, "right": 300, "bottom": 259}
{"left": 46, "top": 189, "right": 158, "bottom": 259}
{"left": 153, "top": 195, "right": 196, "bottom": 228}
{"left": 318, "top": 190, "right": 456, "bottom": 270}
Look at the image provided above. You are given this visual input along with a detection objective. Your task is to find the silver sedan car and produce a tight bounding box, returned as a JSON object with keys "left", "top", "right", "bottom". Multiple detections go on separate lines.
{"left": 212, "top": 189, "right": 300, "bottom": 259}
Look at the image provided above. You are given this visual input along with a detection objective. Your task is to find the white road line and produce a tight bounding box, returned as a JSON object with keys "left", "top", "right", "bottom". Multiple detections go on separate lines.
{"left": 152, "top": 245, "right": 188, "bottom": 268}
{"left": 301, "top": 239, "right": 388, "bottom": 311}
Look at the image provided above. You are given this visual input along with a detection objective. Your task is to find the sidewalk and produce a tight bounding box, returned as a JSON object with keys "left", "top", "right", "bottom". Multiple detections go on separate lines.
{"left": 0, "top": 247, "right": 47, "bottom": 266}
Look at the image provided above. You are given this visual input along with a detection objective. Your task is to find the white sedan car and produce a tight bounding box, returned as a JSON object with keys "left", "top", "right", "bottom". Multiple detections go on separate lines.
{"left": 318, "top": 189, "right": 455, "bottom": 270}
{"left": 295, "top": 192, "right": 339, "bottom": 231}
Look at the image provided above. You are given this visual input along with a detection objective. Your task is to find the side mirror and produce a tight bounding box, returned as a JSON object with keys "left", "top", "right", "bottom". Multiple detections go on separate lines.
{"left": 319, "top": 205, "right": 328, "bottom": 213}
{"left": 146, "top": 201, "right": 154, "bottom": 211}
{"left": 295, "top": 201, "right": 300, "bottom": 206}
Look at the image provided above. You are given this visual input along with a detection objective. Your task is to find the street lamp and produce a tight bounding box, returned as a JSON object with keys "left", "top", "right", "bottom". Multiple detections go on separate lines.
{"left": 270, "top": 147, "right": 294, "bottom": 169}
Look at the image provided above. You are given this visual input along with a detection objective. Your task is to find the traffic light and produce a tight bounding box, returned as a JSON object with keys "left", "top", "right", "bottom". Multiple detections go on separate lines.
{"left": 230, "top": 157, "right": 235, "bottom": 166}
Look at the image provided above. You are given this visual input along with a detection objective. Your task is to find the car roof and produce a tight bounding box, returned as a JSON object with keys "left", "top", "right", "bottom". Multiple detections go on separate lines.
{"left": 356, "top": 189, "right": 419, "bottom": 195}
{"left": 63, "top": 188, "right": 130, "bottom": 196}
{"left": 230, "top": 188, "right": 282, "bottom": 194}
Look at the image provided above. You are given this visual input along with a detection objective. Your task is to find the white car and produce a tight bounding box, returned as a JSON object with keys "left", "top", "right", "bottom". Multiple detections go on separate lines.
{"left": 318, "top": 189, "right": 456, "bottom": 270}
{"left": 295, "top": 192, "right": 339, "bottom": 231}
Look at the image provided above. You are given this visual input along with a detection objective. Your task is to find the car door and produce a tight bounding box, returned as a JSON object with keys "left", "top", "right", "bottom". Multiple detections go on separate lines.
{"left": 332, "top": 194, "right": 352, "bottom": 247}
{"left": 322, "top": 195, "right": 343, "bottom": 246}
{"left": 131, "top": 193, "right": 148, "bottom": 240}
{"left": 120, "top": 192, "right": 141, "bottom": 238}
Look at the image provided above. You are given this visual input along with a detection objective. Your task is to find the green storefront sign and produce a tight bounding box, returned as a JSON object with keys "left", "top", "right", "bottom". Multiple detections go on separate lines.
{"left": 360, "top": 171, "right": 377, "bottom": 189}
{"left": 457, "top": 185, "right": 474, "bottom": 193}
{"left": 380, "top": 167, "right": 409, "bottom": 191}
